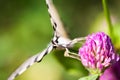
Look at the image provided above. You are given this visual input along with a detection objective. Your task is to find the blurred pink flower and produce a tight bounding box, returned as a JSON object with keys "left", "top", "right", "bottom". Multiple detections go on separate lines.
{"left": 99, "top": 59, "right": 120, "bottom": 80}
{"left": 79, "top": 32, "right": 119, "bottom": 71}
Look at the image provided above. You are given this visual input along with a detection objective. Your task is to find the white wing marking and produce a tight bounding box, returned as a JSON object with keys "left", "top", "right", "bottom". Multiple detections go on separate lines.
{"left": 8, "top": 43, "right": 54, "bottom": 80}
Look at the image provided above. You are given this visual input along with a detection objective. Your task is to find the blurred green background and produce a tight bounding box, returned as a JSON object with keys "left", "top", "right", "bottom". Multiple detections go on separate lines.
{"left": 0, "top": 0, "right": 120, "bottom": 80}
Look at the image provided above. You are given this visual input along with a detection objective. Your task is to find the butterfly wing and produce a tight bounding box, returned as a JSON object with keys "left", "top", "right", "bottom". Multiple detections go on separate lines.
{"left": 8, "top": 43, "right": 54, "bottom": 80}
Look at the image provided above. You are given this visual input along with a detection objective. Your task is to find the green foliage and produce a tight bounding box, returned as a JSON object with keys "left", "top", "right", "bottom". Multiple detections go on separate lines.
{"left": 112, "top": 24, "right": 120, "bottom": 53}
{"left": 78, "top": 74, "right": 99, "bottom": 80}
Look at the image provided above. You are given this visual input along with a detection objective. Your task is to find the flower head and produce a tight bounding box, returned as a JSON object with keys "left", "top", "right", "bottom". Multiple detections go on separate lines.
{"left": 79, "top": 32, "right": 119, "bottom": 72}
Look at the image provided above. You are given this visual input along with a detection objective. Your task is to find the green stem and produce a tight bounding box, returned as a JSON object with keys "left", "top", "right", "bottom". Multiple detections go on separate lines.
{"left": 102, "top": 0, "right": 113, "bottom": 36}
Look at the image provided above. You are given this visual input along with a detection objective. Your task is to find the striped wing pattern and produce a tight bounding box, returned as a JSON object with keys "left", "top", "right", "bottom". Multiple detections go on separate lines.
{"left": 8, "top": 0, "right": 70, "bottom": 80}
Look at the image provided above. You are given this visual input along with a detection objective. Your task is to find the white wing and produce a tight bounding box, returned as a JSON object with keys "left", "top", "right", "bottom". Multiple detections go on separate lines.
{"left": 8, "top": 43, "right": 54, "bottom": 80}
{"left": 46, "top": 0, "right": 68, "bottom": 38}
{"left": 8, "top": 0, "right": 70, "bottom": 80}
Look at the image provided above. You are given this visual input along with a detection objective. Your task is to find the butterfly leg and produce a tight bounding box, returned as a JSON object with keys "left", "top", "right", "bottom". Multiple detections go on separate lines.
{"left": 64, "top": 48, "right": 80, "bottom": 61}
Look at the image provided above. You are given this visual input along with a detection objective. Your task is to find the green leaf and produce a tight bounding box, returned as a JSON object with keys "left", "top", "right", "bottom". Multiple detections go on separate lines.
{"left": 78, "top": 74, "right": 99, "bottom": 80}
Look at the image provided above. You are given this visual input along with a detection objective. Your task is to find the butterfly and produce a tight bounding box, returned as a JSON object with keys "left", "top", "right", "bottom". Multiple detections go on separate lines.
{"left": 8, "top": 0, "right": 85, "bottom": 80}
